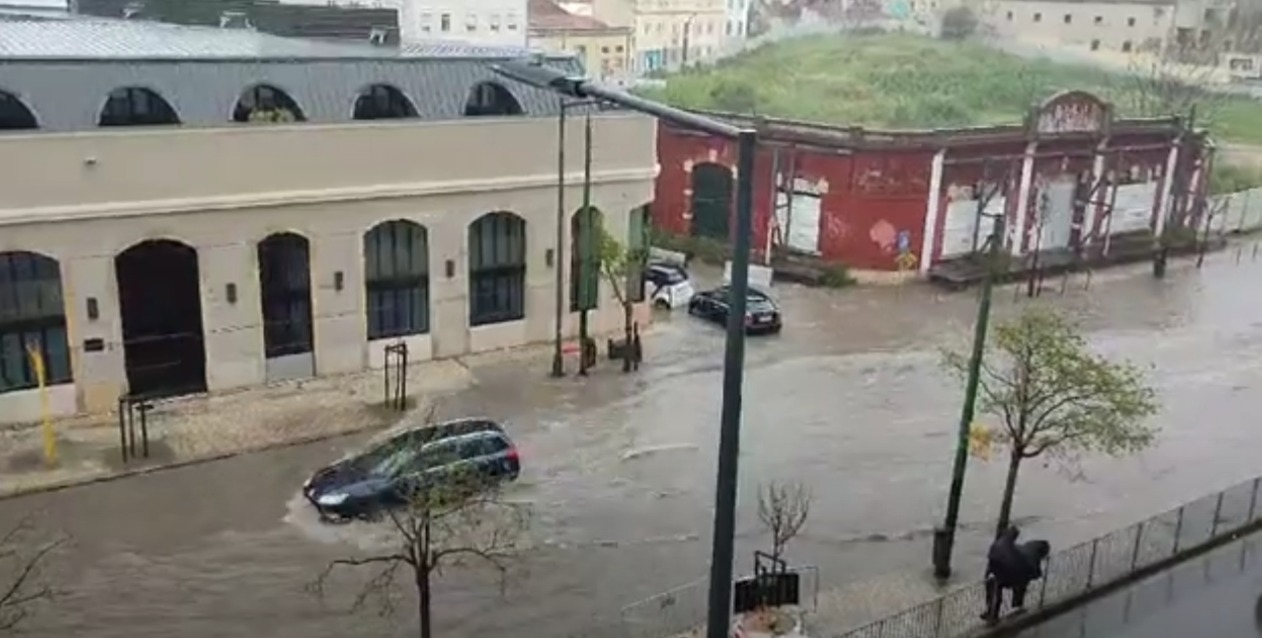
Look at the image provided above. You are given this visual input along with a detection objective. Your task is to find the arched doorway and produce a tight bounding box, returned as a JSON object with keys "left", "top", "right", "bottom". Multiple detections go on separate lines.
{"left": 115, "top": 240, "right": 206, "bottom": 398}
{"left": 468, "top": 212, "right": 526, "bottom": 326}
{"left": 0, "top": 251, "right": 71, "bottom": 393}
{"left": 570, "top": 207, "right": 603, "bottom": 311}
{"left": 691, "top": 163, "right": 733, "bottom": 240}
{"left": 258, "top": 233, "right": 314, "bottom": 381}
{"left": 462, "top": 82, "right": 524, "bottom": 117}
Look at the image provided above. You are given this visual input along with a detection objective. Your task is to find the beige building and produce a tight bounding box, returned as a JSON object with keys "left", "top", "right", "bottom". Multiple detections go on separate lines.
{"left": 981, "top": 0, "right": 1245, "bottom": 55}
{"left": 0, "top": 15, "right": 657, "bottom": 425}
{"left": 585, "top": 0, "right": 727, "bottom": 73}
{"left": 528, "top": 0, "right": 635, "bottom": 81}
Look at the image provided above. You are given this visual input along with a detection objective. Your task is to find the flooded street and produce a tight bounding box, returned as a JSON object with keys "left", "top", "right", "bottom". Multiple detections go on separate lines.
{"left": 5, "top": 252, "right": 1262, "bottom": 638}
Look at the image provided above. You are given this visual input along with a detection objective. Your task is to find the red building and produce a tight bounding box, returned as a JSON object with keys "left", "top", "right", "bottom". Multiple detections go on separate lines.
{"left": 652, "top": 91, "right": 1212, "bottom": 276}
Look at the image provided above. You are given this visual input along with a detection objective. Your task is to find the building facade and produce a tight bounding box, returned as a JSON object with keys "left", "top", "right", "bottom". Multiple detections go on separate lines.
{"left": 528, "top": 0, "right": 634, "bottom": 81}
{"left": 273, "top": 0, "right": 529, "bottom": 46}
{"left": 0, "top": 15, "right": 657, "bottom": 424}
{"left": 652, "top": 91, "right": 1209, "bottom": 274}
{"left": 588, "top": 0, "right": 727, "bottom": 73}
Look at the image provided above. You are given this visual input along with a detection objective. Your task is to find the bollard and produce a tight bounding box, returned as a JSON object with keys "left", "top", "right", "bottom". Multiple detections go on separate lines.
{"left": 1037, "top": 555, "right": 1050, "bottom": 608}
{"left": 117, "top": 397, "right": 129, "bottom": 463}
{"left": 137, "top": 401, "right": 154, "bottom": 459}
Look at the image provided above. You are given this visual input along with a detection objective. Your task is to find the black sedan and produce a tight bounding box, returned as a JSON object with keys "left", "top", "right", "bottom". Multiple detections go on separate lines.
{"left": 687, "top": 285, "right": 783, "bottom": 335}
{"left": 302, "top": 417, "right": 520, "bottom": 521}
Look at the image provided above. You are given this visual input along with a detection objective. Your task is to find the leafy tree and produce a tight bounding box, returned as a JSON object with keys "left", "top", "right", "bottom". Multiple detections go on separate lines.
{"left": 1, "top": 514, "right": 66, "bottom": 632}
{"left": 944, "top": 309, "right": 1159, "bottom": 533}
{"left": 939, "top": 6, "right": 979, "bottom": 41}
{"left": 597, "top": 229, "right": 647, "bottom": 372}
{"left": 309, "top": 425, "right": 530, "bottom": 638}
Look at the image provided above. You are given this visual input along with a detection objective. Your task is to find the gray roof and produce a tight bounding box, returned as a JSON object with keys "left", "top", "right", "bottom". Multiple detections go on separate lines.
{"left": 0, "top": 11, "right": 589, "bottom": 131}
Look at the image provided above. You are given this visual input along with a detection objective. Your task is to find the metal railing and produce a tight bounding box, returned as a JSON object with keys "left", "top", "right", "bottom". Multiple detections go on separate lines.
{"left": 1209, "top": 186, "right": 1262, "bottom": 235}
{"left": 834, "top": 475, "right": 1262, "bottom": 638}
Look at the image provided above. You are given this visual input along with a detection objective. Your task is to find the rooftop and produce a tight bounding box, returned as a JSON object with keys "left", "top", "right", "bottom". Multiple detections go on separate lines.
{"left": 527, "top": 0, "right": 621, "bottom": 32}
{"left": 0, "top": 11, "right": 542, "bottom": 60}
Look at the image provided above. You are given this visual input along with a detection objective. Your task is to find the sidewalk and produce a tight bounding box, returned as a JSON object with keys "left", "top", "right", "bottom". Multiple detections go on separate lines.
{"left": 0, "top": 358, "right": 476, "bottom": 499}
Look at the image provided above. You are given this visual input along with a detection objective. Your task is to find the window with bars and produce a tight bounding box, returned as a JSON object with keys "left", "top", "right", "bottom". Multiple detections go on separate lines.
{"left": 469, "top": 212, "right": 526, "bottom": 326}
{"left": 99, "top": 87, "right": 180, "bottom": 127}
{"left": 0, "top": 251, "right": 72, "bottom": 393}
{"left": 232, "top": 84, "right": 307, "bottom": 123}
{"left": 365, "top": 221, "right": 431, "bottom": 340}
{"left": 570, "top": 208, "right": 602, "bottom": 312}
{"left": 628, "top": 205, "right": 651, "bottom": 303}
{"left": 463, "top": 82, "right": 524, "bottom": 117}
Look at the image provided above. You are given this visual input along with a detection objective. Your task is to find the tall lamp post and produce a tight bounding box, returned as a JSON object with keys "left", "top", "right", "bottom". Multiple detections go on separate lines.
{"left": 932, "top": 209, "right": 1006, "bottom": 580}
{"left": 550, "top": 97, "right": 602, "bottom": 379}
{"left": 493, "top": 60, "right": 756, "bottom": 638}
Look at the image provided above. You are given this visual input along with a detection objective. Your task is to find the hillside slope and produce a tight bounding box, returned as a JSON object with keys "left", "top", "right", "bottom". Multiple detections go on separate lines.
{"left": 637, "top": 34, "right": 1262, "bottom": 144}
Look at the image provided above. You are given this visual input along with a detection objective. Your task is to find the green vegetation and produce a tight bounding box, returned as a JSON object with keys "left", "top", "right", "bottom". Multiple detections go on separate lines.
{"left": 650, "top": 228, "right": 731, "bottom": 265}
{"left": 639, "top": 34, "right": 1262, "bottom": 145}
{"left": 1208, "top": 161, "right": 1262, "bottom": 194}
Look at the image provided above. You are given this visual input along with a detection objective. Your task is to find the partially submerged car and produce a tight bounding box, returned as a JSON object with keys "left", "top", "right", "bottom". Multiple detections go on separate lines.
{"left": 645, "top": 262, "right": 695, "bottom": 310}
{"left": 687, "top": 285, "right": 783, "bottom": 335}
{"left": 303, "top": 417, "right": 520, "bottom": 521}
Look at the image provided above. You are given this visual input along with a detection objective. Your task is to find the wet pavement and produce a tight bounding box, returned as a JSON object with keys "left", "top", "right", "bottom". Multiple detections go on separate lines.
{"left": 1017, "top": 529, "right": 1262, "bottom": 638}
{"left": 4, "top": 250, "right": 1262, "bottom": 638}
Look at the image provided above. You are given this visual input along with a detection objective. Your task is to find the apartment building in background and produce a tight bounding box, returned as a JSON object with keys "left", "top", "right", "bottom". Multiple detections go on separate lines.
{"left": 980, "top": 0, "right": 1250, "bottom": 57}
{"left": 528, "top": 0, "right": 634, "bottom": 81}
{"left": 582, "top": 0, "right": 727, "bottom": 73}
{"left": 273, "top": 0, "right": 529, "bottom": 46}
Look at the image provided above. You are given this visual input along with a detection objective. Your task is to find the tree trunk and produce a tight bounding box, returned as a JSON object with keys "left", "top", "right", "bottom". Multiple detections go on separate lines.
{"left": 621, "top": 300, "right": 633, "bottom": 373}
{"left": 995, "top": 448, "right": 1023, "bottom": 537}
{"left": 417, "top": 518, "right": 432, "bottom": 638}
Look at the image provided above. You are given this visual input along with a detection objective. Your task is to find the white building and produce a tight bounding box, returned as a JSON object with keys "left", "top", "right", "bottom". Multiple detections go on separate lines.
{"left": 274, "top": 0, "right": 529, "bottom": 46}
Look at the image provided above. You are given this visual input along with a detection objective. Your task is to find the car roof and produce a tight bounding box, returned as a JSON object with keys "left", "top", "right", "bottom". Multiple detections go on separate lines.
{"left": 648, "top": 262, "right": 686, "bottom": 273}
{"left": 709, "top": 285, "right": 771, "bottom": 299}
{"left": 372, "top": 416, "right": 506, "bottom": 447}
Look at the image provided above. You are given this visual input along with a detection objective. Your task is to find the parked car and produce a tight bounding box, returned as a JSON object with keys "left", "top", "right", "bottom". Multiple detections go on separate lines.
{"left": 687, "top": 285, "right": 783, "bottom": 334}
{"left": 302, "top": 417, "right": 520, "bottom": 521}
{"left": 644, "top": 262, "right": 695, "bottom": 310}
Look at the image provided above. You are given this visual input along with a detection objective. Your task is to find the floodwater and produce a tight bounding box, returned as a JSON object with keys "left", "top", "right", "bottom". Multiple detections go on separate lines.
{"left": 4, "top": 250, "right": 1262, "bottom": 638}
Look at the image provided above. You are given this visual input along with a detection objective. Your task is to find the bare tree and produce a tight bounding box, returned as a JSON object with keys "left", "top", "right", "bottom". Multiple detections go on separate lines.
{"left": 1123, "top": 56, "right": 1225, "bottom": 122}
{"left": 597, "top": 228, "right": 648, "bottom": 373}
{"left": 309, "top": 465, "right": 530, "bottom": 638}
{"left": 1, "top": 515, "right": 66, "bottom": 633}
{"left": 756, "top": 481, "right": 812, "bottom": 561}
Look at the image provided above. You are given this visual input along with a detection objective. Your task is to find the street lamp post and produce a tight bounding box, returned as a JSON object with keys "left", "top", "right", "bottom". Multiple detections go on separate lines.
{"left": 551, "top": 97, "right": 601, "bottom": 379}
{"left": 492, "top": 60, "right": 755, "bottom": 638}
{"left": 932, "top": 208, "right": 1006, "bottom": 580}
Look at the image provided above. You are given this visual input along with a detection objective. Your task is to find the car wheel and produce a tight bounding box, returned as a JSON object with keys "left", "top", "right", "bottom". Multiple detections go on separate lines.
{"left": 654, "top": 299, "right": 671, "bottom": 310}
{"left": 687, "top": 302, "right": 700, "bottom": 316}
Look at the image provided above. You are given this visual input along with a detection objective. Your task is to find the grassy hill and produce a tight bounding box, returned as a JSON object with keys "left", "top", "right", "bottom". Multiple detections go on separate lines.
{"left": 636, "top": 34, "right": 1262, "bottom": 145}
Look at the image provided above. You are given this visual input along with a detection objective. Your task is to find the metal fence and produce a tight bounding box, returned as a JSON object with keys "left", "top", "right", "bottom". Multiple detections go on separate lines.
{"left": 569, "top": 565, "right": 821, "bottom": 638}
{"left": 1209, "top": 186, "right": 1262, "bottom": 235}
{"left": 834, "top": 475, "right": 1262, "bottom": 638}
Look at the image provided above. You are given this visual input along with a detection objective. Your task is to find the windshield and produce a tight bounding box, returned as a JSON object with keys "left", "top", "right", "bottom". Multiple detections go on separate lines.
{"left": 368, "top": 445, "right": 420, "bottom": 477}
{"left": 650, "top": 266, "right": 687, "bottom": 285}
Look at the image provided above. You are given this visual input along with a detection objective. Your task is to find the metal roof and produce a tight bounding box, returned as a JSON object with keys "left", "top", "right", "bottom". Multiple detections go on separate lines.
{"left": 0, "top": 12, "right": 543, "bottom": 60}
{"left": 0, "top": 11, "right": 589, "bottom": 131}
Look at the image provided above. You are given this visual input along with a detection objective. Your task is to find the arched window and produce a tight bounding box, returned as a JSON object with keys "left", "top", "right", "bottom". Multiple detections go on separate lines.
{"left": 0, "top": 90, "right": 37, "bottom": 130}
{"left": 258, "top": 233, "right": 314, "bottom": 359}
{"left": 364, "top": 221, "right": 430, "bottom": 339}
{"left": 463, "top": 82, "right": 524, "bottom": 117}
{"left": 0, "top": 251, "right": 71, "bottom": 393}
{"left": 99, "top": 87, "right": 180, "bottom": 127}
{"left": 232, "top": 84, "right": 307, "bottom": 123}
{"left": 570, "top": 207, "right": 603, "bottom": 312}
{"left": 353, "top": 84, "right": 418, "bottom": 120}
{"left": 468, "top": 212, "right": 526, "bottom": 326}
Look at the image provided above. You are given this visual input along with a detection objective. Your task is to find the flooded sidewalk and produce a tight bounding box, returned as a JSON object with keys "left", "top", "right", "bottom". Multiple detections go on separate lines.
{"left": 0, "top": 358, "right": 476, "bottom": 499}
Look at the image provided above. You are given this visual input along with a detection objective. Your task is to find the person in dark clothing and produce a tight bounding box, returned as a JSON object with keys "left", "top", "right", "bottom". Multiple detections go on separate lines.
{"left": 982, "top": 527, "right": 1050, "bottom": 623}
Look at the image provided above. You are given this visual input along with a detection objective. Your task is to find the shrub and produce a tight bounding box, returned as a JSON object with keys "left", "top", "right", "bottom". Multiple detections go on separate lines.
{"left": 940, "top": 6, "right": 979, "bottom": 41}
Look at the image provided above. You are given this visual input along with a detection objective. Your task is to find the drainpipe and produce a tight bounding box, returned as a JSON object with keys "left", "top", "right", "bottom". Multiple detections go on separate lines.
{"left": 919, "top": 148, "right": 946, "bottom": 276}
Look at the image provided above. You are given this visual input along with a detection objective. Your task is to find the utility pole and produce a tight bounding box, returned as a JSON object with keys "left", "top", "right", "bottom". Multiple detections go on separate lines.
{"left": 578, "top": 111, "right": 595, "bottom": 375}
{"left": 932, "top": 207, "right": 1006, "bottom": 581}
{"left": 551, "top": 100, "right": 567, "bottom": 378}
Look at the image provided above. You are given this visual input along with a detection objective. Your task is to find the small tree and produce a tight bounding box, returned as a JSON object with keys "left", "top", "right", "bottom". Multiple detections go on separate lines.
{"left": 939, "top": 6, "right": 979, "bottom": 41}
{"left": 247, "top": 108, "right": 297, "bottom": 123}
{"left": 1, "top": 515, "right": 66, "bottom": 632}
{"left": 597, "top": 229, "right": 646, "bottom": 373}
{"left": 944, "top": 309, "right": 1159, "bottom": 534}
{"left": 757, "top": 481, "right": 812, "bottom": 561}
{"left": 310, "top": 459, "right": 530, "bottom": 638}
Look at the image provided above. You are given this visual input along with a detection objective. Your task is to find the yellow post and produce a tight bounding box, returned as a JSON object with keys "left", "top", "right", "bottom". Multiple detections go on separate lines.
{"left": 26, "top": 344, "right": 57, "bottom": 467}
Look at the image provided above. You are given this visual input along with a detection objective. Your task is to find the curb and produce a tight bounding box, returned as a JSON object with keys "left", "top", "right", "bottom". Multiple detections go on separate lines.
{"left": 0, "top": 424, "right": 384, "bottom": 504}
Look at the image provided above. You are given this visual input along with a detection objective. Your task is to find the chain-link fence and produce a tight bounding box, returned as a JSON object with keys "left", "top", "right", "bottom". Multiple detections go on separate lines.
{"left": 834, "top": 476, "right": 1262, "bottom": 638}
